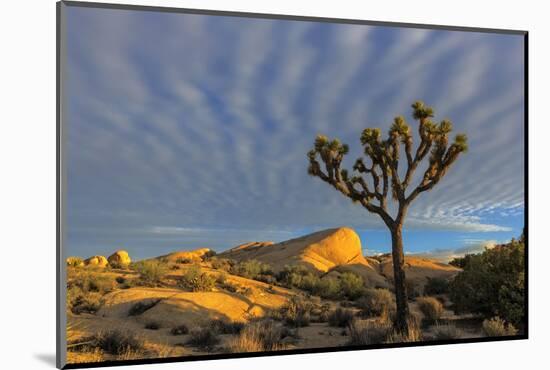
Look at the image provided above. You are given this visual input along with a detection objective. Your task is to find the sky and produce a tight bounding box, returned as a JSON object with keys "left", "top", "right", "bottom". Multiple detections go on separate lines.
{"left": 64, "top": 6, "right": 525, "bottom": 261}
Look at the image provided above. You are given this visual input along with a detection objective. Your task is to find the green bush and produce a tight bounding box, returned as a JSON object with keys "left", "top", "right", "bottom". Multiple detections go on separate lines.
{"left": 210, "top": 258, "right": 234, "bottom": 272}
{"left": 449, "top": 238, "right": 525, "bottom": 326}
{"left": 339, "top": 272, "right": 365, "bottom": 300}
{"left": 356, "top": 288, "right": 394, "bottom": 318}
{"left": 328, "top": 308, "right": 355, "bottom": 327}
{"left": 313, "top": 277, "right": 341, "bottom": 299}
{"left": 482, "top": 317, "right": 518, "bottom": 337}
{"left": 417, "top": 296, "right": 443, "bottom": 323}
{"left": 131, "top": 260, "right": 168, "bottom": 286}
{"left": 231, "top": 259, "right": 273, "bottom": 280}
{"left": 179, "top": 265, "right": 216, "bottom": 292}
{"left": 423, "top": 277, "right": 450, "bottom": 296}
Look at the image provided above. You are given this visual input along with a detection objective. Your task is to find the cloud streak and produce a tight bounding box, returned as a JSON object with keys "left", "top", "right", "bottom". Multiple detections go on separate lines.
{"left": 64, "top": 7, "right": 525, "bottom": 258}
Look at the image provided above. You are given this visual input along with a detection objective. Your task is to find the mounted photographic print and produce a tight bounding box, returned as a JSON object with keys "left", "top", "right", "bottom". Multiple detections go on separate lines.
{"left": 56, "top": 1, "right": 528, "bottom": 368}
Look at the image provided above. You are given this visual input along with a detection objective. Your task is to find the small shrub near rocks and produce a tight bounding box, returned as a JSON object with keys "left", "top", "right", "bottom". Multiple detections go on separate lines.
{"left": 170, "top": 324, "right": 189, "bottom": 336}
{"left": 339, "top": 272, "right": 365, "bottom": 300}
{"left": 96, "top": 330, "right": 144, "bottom": 356}
{"left": 417, "top": 296, "right": 444, "bottom": 323}
{"left": 210, "top": 258, "right": 234, "bottom": 272}
{"left": 482, "top": 317, "right": 518, "bottom": 337}
{"left": 277, "top": 297, "right": 311, "bottom": 328}
{"left": 179, "top": 265, "right": 216, "bottom": 292}
{"left": 328, "top": 308, "right": 355, "bottom": 328}
{"left": 187, "top": 327, "right": 220, "bottom": 349}
{"left": 131, "top": 260, "right": 168, "bottom": 287}
{"left": 231, "top": 259, "right": 274, "bottom": 281}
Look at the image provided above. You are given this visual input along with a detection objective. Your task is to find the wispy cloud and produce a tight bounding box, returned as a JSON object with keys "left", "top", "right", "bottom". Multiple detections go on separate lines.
{"left": 65, "top": 8, "right": 524, "bottom": 259}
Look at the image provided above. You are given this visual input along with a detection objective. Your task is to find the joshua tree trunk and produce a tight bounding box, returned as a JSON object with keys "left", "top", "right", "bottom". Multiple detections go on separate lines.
{"left": 390, "top": 222, "right": 410, "bottom": 333}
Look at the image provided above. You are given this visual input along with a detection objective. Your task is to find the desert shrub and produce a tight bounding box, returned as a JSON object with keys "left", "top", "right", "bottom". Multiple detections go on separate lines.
{"left": 219, "top": 281, "right": 239, "bottom": 293}
{"left": 482, "top": 317, "right": 518, "bottom": 337}
{"left": 356, "top": 288, "right": 394, "bottom": 318}
{"left": 178, "top": 265, "right": 216, "bottom": 292}
{"left": 115, "top": 276, "right": 126, "bottom": 284}
{"left": 128, "top": 299, "right": 160, "bottom": 316}
{"left": 417, "top": 296, "right": 444, "bottom": 323}
{"left": 216, "top": 271, "right": 227, "bottom": 284}
{"left": 313, "top": 277, "right": 341, "bottom": 299}
{"left": 170, "top": 324, "right": 189, "bottom": 336}
{"left": 328, "top": 308, "right": 355, "bottom": 327}
{"left": 96, "top": 330, "right": 144, "bottom": 355}
{"left": 210, "top": 257, "right": 234, "bottom": 272}
{"left": 347, "top": 319, "right": 392, "bottom": 345}
{"left": 231, "top": 259, "right": 273, "bottom": 281}
{"left": 449, "top": 238, "right": 525, "bottom": 326}
{"left": 209, "top": 319, "right": 245, "bottom": 334}
{"left": 424, "top": 277, "right": 450, "bottom": 296}
{"left": 340, "top": 272, "right": 365, "bottom": 300}
{"left": 227, "top": 319, "right": 287, "bottom": 352}
{"left": 144, "top": 321, "right": 160, "bottom": 330}
{"left": 310, "top": 303, "right": 331, "bottom": 323}
{"left": 277, "top": 297, "right": 311, "bottom": 328}
{"left": 432, "top": 323, "right": 462, "bottom": 340}
{"left": 69, "top": 291, "right": 103, "bottom": 314}
{"left": 201, "top": 250, "right": 217, "bottom": 261}
{"left": 131, "top": 260, "right": 168, "bottom": 286}
{"left": 187, "top": 327, "right": 220, "bottom": 348}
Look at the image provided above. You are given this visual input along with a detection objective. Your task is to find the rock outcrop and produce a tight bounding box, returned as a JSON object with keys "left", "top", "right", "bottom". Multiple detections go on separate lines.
{"left": 84, "top": 255, "right": 108, "bottom": 268}
{"left": 107, "top": 250, "right": 131, "bottom": 267}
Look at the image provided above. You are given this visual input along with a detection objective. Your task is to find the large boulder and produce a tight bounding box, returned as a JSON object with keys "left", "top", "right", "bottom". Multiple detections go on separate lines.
{"left": 84, "top": 255, "right": 108, "bottom": 268}
{"left": 108, "top": 250, "right": 131, "bottom": 268}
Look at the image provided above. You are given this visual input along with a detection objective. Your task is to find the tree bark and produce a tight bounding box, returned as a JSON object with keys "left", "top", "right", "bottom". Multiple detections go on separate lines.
{"left": 390, "top": 223, "right": 411, "bottom": 334}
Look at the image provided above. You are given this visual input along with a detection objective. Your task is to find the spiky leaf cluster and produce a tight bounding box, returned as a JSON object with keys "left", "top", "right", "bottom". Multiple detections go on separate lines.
{"left": 307, "top": 101, "right": 468, "bottom": 228}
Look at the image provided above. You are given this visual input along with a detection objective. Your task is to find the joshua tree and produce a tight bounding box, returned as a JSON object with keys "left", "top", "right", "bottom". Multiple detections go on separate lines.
{"left": 307, "top": 101, "right": 468, "bottom": 334}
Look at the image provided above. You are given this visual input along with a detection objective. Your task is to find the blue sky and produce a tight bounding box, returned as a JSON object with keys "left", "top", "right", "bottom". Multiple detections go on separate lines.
{"left": 65, "top": 7, "right": 525, "bottom": 261}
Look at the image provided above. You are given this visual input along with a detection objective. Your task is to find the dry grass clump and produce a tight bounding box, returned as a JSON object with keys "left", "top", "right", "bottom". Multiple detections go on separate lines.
{"left": 385, "top": 317, "right": 422, "bottom": 343}
{"left": 70, "top": 330, "right": 144, "bottom": 358}
{"left": 67, "top": 271, "right": 118, "bottom": 314}
{"left": 355, "top": 288, "right": 394, "bottom": 318}
{"left": 347, "top": 319, "right": 393, "bottom": 345}
{"left": 416, "top": 296, "right": 444, "bottom": 323}
{"left": 187, "top": 327, "right": 221, "bottom": 349}
{"left": 277, "top": 297, "right": 311, "bottom": 328}
{"left": 227, "top": 319, "right": 288, "bottom": 353}
{"left": 328, "top": 308, "right": 355, "bottom": 328}
{"left": 431, "top": 323, "right": 463, "bottom": 340}
{"left": 482, "top": 317, "right": 518, "bottom": 337}
{"left": 128, "top": 299, "right": 161, "bottom": 316}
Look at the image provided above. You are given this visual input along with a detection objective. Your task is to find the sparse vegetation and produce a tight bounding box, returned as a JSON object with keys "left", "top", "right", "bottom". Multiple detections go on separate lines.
{"left": 231, "top": 259, "right": 274, "bottom": 281}
{"left": 417, "top": 296, "right": 443, "bottom": 323}
{"left": 328, "top": 308, "right": 355, "bottom": 328}
{"left": 482, "top": 317, "right": 518, "bottom": 337}
{"left": 209, "top": 319, "right": 245, "bottom": 334}
{"left": 67, "top": 271, "right": 117, "bottom": 314}
{"left": 277, "top": 297, "right": 311, "bottom": 328}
